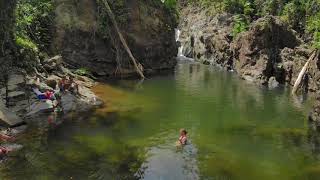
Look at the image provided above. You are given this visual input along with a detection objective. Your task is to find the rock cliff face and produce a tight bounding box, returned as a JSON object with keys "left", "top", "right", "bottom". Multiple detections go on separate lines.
{"left": 179, "top": 8, "right": 302, "bottom": 86}
{"left": 179, "top": 4, "right": 320, "bottom": 124}
{"left": 232, "top": 16, "right": 300, "bottom": 85}
{"left": 179, "top": 6, "right": 234, "bottom": 69}
{"left": 53, "top": 0, "right": 178, "bottom": 78}
{"left": 0, "top": 0, "right": 17, "bottom": 63}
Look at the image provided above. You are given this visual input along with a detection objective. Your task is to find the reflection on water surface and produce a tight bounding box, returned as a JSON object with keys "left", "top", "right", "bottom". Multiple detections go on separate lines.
{"left": 1, "top": 62, "right": 319, "bottom": 180}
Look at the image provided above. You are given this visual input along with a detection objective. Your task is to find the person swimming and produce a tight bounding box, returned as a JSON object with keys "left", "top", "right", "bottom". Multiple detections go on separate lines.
{"left": 178, "top": 129, "right": 188, "bottom": 145}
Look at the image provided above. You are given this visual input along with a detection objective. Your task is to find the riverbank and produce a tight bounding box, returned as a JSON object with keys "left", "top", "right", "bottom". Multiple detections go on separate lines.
{"left": 0, "top": 0, "right": 180, "bottom": 162}
{"left": 177, "top": 4, "right": 320, "bottom": 125}
{"left": 0, "top": 55, "right": 104, "bottom": 157}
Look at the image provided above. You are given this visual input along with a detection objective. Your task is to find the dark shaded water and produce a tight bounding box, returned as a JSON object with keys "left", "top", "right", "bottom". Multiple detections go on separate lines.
{"left": 1, "top": 62, "right": 320, "bottom": 180}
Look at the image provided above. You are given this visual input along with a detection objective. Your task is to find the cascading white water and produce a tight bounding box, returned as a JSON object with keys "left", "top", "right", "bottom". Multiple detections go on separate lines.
{"left": 178, "top": 45, "right": 184, "bottom": 56}
{"left": 175, "top": 28, "right": 181, "bottom": 42}
{"left": 175, "top": 28, "right": 184, "bottom": 57}
{"left": 175, "top": 29, "right": 193, "bottom": 61}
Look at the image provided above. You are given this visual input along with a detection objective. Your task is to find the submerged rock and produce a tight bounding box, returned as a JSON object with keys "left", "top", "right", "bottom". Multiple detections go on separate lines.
{"left": 2, "top": 143, "right": 23, "bottom": 151}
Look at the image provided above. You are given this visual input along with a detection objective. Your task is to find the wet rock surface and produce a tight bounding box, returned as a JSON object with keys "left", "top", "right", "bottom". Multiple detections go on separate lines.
{"left": 0, "top": 103, "right": 24, "bottom": 127}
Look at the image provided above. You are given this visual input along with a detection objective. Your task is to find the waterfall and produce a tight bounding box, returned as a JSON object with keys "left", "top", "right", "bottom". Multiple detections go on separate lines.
{"left": 175, "top": 28, "right": 181, "bottom": 42}
{"left": 175, "top": 28, "right": 193, "bottom": 61}
{"left": 178, "top": 45, "right": 184, "bottom": 57}
{"left": 175, "top": 28, "right": 184, "bottom": 57}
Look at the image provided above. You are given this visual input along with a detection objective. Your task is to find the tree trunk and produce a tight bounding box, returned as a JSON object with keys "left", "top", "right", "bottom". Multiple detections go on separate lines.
{"left": 100, "top": 0, "right": 145, "bottom": 79}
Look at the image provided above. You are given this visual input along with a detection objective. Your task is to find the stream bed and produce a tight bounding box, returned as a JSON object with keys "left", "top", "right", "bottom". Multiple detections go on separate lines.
{"left": 1, "top": 62, "right": 320, "bottom": 180}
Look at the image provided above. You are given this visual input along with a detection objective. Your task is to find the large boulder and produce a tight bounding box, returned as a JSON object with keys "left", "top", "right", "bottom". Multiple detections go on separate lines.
{"left": 0, "top": 102, "right": 24, "bottom": 127}
{"left": 232, "top": 16, "right": 300, "bottom": 85}
{"left": 61, "top": 91, "right": 102, "bottom": 113}
{"left": 42, "top": 55, "right": 63, "bottom": 72}
{"left": 1, "top": 73, "right": 26, "bottom": 106}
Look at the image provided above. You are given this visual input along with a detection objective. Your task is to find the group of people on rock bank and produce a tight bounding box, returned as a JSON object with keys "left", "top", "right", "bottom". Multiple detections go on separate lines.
{"left": 0, "top": 76, "right": 81, "bottom": 159}
{"left": 32, "top": 75, "right": 80, "bottom": 111}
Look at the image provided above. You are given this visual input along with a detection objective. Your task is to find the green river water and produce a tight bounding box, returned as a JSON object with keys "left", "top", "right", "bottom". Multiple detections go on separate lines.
{"left": 1, "top": 62, "right": 320, "bottom": 180}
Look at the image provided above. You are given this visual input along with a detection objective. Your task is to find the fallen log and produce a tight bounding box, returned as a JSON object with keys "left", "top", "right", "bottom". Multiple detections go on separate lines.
{"left": 100, "top": 0, "right": 145, "bottom": 79}
{"left": 292, "top": 50, "right": 319, "bottom": 95}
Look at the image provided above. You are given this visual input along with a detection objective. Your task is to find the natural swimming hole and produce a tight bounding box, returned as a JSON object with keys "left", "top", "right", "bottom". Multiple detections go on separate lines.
{"left": 1, "top": 62, "right": 319, "bottom": 180}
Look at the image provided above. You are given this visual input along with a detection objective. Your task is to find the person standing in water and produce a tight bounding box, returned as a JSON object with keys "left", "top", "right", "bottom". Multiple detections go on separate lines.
{"left": 178, "top": 129, "right": 188, "bottom": 145}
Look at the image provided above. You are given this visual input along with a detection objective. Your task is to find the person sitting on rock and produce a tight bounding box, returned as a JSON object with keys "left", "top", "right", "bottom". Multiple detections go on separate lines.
{"left": 33, "top": 88, "right": 56, "bottom": 101}
{"left": 58, "top": 76, "right": 79, "bottom": 95}
{"left": 58, "top": 76, "right": 68, "bottom": 93}
{"left": 69, "top": 77, "right": 80, "bottom": 95}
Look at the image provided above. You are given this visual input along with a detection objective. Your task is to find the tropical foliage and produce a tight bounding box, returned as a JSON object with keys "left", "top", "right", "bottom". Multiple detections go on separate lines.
{"left": 232, "top": 15, "right": 249, "bottom": 37}
{"left": 15, "top": 0, "right": 54, "bottom": 52}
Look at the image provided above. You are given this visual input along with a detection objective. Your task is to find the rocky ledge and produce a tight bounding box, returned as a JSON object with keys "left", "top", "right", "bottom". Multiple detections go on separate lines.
{"left": 178, "top": 6, "right": 320, "bottom": 124}
{"left": 0, "top": 55, "right": 104, "bottom": 157}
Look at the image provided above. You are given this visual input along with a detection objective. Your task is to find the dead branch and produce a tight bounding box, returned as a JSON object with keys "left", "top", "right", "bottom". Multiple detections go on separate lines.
{"left": 292, "top": 50, "right": 319, "bottom": 95}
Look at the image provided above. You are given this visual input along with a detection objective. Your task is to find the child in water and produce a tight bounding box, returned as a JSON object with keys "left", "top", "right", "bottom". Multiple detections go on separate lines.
{"left": 177, "top": 129, "right": 188, "bottom": 146}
